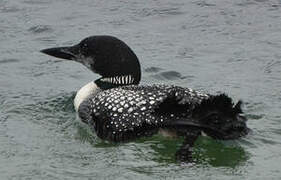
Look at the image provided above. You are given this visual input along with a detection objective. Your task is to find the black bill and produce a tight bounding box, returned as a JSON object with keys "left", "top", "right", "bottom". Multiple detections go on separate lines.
{"left": 40, "top": 45, "right": 79, "bottom": 60}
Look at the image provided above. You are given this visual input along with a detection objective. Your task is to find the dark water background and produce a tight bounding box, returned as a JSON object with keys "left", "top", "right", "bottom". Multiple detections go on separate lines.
{"left": 1, "top": 0, "right": 281, "bottom": 179}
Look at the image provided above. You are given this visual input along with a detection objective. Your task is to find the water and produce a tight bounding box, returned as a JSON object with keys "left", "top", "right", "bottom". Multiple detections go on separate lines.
{"left": 1, "top": 0, "right": 281, "bottom": 179}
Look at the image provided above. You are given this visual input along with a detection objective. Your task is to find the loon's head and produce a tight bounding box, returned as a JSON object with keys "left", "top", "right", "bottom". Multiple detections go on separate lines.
{"left": 193, "top": 94, "right": 249, "bottom": 140}
{"left": 41, "top": 35, "right": 141, "bottom": 89}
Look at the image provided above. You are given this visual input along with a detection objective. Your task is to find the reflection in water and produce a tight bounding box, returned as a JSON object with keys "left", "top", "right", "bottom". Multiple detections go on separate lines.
{"left": 76, "top": 120, "right": 248, "bottom": 167}
{"left": 148, "top": 135, "right": 248, "bottom": 167}
{"left": 193, "top": 137, "right": 248, "bottom": 167}
{"left": 139, "top": 135, "right": 183, "bottom": 164}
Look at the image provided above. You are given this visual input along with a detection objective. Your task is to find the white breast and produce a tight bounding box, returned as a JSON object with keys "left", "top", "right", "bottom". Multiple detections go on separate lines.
{"left": 74, "top": 81, "right": 100, "bottom": 111}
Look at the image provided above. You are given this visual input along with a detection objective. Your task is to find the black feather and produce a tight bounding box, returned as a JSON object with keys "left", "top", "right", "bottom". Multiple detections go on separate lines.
{"left": 192, "top": 94, "right": 243, "bottom": 117}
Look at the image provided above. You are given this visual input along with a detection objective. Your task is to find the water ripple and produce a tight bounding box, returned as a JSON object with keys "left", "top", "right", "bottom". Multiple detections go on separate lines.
{"left": 264, "top": 60, "right": 281, "bottom": 74}
{"left": 28, "top": 25, "right": 53, "bottom": 34}
{"left": 151, "top": 71, "right": 187, "bottom": 80}
{"left": 137, "top": 7, "right": 184, "bottom": 17}
{"left": 194, "top": 1, "right": 216, "bottom": 7}
{"left": 0, "top": 58, "right": 20, "bottom": 64}
{"left": 0, "top": 5, "right": 22, "bottom": 13}
{"left": 23, "top": 0, "right": 51, "bottom": 5}
{"left": 144, "top": 67, "right": 163, "bottom": 73}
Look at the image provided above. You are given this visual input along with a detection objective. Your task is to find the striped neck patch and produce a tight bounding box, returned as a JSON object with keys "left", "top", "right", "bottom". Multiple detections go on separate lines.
{"left": 100, "top": 75, "right": 135, "bottom": 85}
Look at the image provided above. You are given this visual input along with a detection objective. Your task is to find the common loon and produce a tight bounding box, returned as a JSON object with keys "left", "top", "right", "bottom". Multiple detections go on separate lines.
{"left": 41, "top": 35, "right": 249, "bottom": 162}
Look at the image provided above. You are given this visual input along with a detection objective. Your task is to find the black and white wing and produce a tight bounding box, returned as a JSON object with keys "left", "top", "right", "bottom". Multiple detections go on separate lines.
{"left": 78, "top": 84, "right": 209, "bottom": 142}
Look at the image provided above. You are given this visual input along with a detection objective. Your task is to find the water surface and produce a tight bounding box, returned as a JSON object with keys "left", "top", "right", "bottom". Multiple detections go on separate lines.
{"left": 1, "top": 0, "right": 281, "bottom": 179}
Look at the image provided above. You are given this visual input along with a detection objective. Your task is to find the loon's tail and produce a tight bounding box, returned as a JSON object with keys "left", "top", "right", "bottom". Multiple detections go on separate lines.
{"left": 159, "top": 94, "right": 250, "bottom": 162}
{"left": 160, "top": 94, "right": 249, "bottom": 140}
